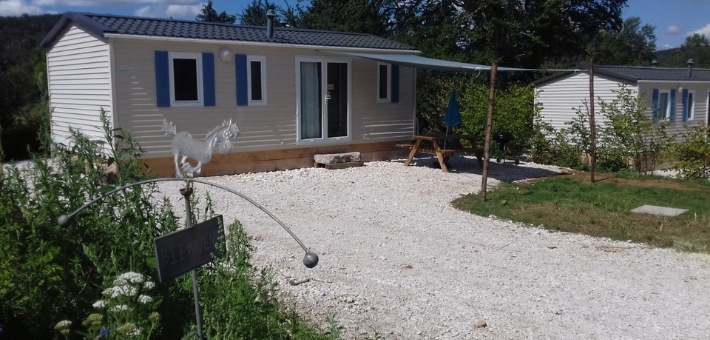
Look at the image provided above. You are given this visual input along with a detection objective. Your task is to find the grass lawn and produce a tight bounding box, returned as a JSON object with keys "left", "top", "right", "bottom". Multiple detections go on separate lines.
{"left": 453, "top": 171, "right": 710, "bottom": 253}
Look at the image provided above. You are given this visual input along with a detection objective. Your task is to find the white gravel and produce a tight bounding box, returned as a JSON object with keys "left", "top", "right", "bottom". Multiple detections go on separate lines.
{"left": 157, "top": 156, "right": 710, "bottom": 340}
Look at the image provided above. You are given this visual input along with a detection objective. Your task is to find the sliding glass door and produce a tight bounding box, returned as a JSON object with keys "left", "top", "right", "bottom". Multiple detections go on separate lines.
{"left": 297, "top": 57, "right": 351, "bottom": 142}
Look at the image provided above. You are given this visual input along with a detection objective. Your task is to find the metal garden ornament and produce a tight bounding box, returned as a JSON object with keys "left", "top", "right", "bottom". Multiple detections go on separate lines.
{"left": 161, "top": 119, "right": 240, "bottom": 177}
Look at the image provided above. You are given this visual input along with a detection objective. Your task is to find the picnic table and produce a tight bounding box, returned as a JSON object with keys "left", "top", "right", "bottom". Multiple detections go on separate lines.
{"left": 396, "top": 134, "right": 484, "bottom": 172}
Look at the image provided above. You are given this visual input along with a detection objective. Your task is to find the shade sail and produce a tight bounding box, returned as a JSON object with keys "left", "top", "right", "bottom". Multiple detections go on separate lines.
{"left": 330, "top": 52, "right": 535, "bottom": 72}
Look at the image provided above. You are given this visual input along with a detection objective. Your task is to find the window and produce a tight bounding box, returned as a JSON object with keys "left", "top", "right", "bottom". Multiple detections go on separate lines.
{"left": 687, "top": 90, "right": 696, "bottom": 120}
{"left": 658, "top": 90, "right": 670, "bottom": 119}
{"left": 247, "top": 56, "right": 267, "bottom": 105}
{"left": 169, "top": 52, "right": 203, "bottom": 106}
{"left": 377, "top": 62, "right": 391, "bottom": 103}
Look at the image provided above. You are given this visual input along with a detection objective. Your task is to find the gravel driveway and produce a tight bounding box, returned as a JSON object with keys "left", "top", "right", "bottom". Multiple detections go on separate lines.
{"left": 158, "top": 156, "right": 710, "bottom": 340}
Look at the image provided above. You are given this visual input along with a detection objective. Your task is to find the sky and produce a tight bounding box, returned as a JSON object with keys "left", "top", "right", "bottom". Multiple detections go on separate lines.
{"left": 0, "top": 0, "right": 709, "bottom": 51}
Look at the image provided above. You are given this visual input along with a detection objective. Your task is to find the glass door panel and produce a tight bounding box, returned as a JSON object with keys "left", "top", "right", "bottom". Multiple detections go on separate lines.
{"left": 300, "top": 61, "right": 322, "bottom": 139}
{"left": 327, "top": 62, "right": 348, "bottom": 138}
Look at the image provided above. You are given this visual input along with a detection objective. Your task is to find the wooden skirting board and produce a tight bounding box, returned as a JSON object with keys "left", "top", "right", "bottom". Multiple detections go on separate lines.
{"left": 142, "top": 141, "right": 408, "bottom": 177}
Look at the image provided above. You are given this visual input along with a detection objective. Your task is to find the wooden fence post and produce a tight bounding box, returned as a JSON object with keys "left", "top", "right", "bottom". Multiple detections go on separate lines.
{"left": 481, "top": 63, "right": 497, "bottom": 202}
{"left": 589, "top": 59, "right": 596, "bottom": 183}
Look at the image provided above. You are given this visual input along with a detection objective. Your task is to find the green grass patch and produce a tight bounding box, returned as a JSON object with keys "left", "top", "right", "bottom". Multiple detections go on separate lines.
{"left": 453, "top": 173, "right": 710, "bottom": 253}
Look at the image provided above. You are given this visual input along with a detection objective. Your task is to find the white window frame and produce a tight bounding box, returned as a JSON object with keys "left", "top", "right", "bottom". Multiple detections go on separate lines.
{"left": 247, "top": 55, "right": 267, "bottom": 106}
{"left": 295, "top": 55, "right": 352, "bottom": 145}
{"left": 168, "top": 52, "right": 203, "bottom": 107}
{"left": 377, "top": 62, "right": 391, "bottom": 103}
{"left": 687, "top": 89, "right": 696, "bottom": 120}
{"left": 658, "top": 89, "right": 671, "bottom": 119}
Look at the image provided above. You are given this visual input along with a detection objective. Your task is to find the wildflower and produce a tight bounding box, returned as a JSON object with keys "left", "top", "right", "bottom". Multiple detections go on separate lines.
{"left": 117, "top": 323, "right": 138, "bottom": 336}
{"left": 117, "top": 272, "right": 144, "bottom": 284}
{"left": 92, "top": 300, "right": 107, "bottom": 309}
{"left": 148, "top": 312, "right": 160, "bottom": 323}
{"left": 99, "top": 328, "right": 110, "bottom": 336}
{"left": 113, "top": 278, "right": 128, "bottom": 287}
{"left": 102, "top": 288, "right": 113, "bottom": 297}
{"left": 143, "top": 281, "right": 155, "bottom": 290}
{"left": 137, "top": 295, "right": 153, "bottom": 304}
{"left": 111, "top": 285, "right": 137, "bottom": 298}
{"left": 82, "top": 314, "right": 103, "bottom": 328}
{"left": 54, "top": 320, "right": 72, "bottom": 336}
{"left": 111, "top": 304, "right": 129, "bottom": 312}
{"left": 127, "top": 328, "right": 141, "bottom": 337}
{"left": 54, "top": 320, "right": 72, "bottom": 330}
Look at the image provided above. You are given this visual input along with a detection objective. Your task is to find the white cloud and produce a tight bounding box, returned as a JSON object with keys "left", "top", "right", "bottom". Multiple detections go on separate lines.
{"left": 689, "top": 23, "right": 710, "bottom": 38}
{"left": 0, "top": 0, "right": 43, "bottom": 15}
{"left": 667, "top": 25, "right": 680, "bottom": 36}
{"left": 134, "top": 5, "right": 152, "bottom": 17}
{"left": 164, "top": 3, "right": 202, "bottom": 17}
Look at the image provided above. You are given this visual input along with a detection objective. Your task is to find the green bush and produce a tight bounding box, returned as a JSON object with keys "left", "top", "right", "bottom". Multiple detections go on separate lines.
{"left": 675, "top": 123, "right": 710, "bottom": 179}
{"left": 599, "top": 85, "right": 674, "bottom": 174}
{"left": 0, "top": 109, "right": 186, "bottom": 339}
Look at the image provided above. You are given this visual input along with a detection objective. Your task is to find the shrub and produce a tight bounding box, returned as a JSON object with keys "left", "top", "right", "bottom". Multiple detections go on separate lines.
{"left": 0, "top": 109, "right": 185, "bottom": 339}
{"left": 675, "top": 123, "right": 710, "bottom": 179}
{"left": 598, "top": 85, "right": 675, "bottom": 174}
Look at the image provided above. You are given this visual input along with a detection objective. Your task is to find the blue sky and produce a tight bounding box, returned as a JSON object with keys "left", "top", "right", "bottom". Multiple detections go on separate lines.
{"left": 0, "top": 0, "right": 708, "bottom": 50}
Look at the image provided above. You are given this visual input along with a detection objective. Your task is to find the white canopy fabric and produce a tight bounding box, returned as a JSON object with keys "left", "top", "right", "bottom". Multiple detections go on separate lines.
{"left": 329, "top": 52, "right": 538, "bottom": 72}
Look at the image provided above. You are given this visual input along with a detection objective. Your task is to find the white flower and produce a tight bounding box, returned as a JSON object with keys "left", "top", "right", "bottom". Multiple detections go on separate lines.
{"left": 55, "top": 320, "right": 72, "bottom": 329}
{"left": 110, "top": 285, "right": 137, "bottom": 298}
{"left": 117, "top": 272, "right": 144, "bottom": 284}
{"left": 113, "top": 278, "right": 128, "bottom": 287}
{"left": 102, "top": 287, "right": 113, "bottom": 296}
{"left": 127, "top": 328, "right": 141, "bottom": 337}
{"left": 137, "top": 295, "right": 153, "bottom": 304}
{"left": 111, "top": 304, "right": 129, "bottom": 312}
{"left": 92, "top": 300, "right": 107, "bottom": 309}
{"left": 143, "top": 281, "right": 155, "bottom": 290}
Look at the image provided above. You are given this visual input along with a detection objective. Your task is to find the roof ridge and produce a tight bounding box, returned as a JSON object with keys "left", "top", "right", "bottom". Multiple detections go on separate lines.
{"left": 81, "top": 12, "right": 376, "bottom": 37}
{"left": 597, "top": 65, "right": 710, "bottom": 71}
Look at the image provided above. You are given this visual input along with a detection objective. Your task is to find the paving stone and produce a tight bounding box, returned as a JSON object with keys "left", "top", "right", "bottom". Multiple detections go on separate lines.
{"left": 631, "top": 204, "right": 688, "bottom": 217}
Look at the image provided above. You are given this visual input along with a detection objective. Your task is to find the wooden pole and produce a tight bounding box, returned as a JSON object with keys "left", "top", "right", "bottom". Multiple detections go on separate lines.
{"left": 589, "top": 59, "right": 596, "bottom": 183}
{"left": 481, "top": 63, "right": 497, "bottom": 202}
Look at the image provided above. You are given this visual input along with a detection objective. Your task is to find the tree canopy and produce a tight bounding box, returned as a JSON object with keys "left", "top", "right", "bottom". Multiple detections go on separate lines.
{"left": 196, "top": 0, "right": 236, "bottom": 24}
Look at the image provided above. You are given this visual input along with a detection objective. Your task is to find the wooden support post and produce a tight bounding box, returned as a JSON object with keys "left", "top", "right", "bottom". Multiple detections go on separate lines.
{"left": 589, "top": 59, "right": 596, "bottom": 183}
{"left": 481, "top": 63, "right": 497, "bottom": 202}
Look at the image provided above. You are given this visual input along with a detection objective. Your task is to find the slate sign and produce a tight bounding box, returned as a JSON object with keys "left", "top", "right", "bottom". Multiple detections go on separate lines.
{"left": 154, "top": 215, "right": 225, "bottom": 283}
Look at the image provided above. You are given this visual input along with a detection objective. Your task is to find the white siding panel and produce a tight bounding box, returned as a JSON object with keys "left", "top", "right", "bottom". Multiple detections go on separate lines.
{"left": 111, "top": 38, "right": 415, "bottom": 159}
{"left": 535, "top": 72, "right": 636, "bottom": 132}
{"left": 47, "top": 25, "right": 111, "bottom": 144}
{"left": 638, "top": 82, "right": 710, "bottom": 142}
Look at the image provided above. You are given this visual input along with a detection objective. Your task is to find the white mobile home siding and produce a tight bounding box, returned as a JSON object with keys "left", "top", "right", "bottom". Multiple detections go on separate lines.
{"left": 110, "top": 38, "right": 415, "bottom": 159}
{"left": 46, "top": 25, "right": 112, "bottom": 146}
{"left": 638, "top": 82, "right": 710, "bottom": 140}
{"left": 535, "top": 72, "right": 637, "bottom": 132}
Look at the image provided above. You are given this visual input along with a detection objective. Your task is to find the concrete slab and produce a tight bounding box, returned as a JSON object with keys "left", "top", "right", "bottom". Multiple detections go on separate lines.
{"left": 631, "top": 205, "right": 688, "bottom": 217}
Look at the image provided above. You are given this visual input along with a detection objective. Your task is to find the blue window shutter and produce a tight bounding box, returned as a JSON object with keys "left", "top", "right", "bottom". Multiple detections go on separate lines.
{"left": 651, "top": 89, "right": 659, "bottom": 123}
{"left": 682, "top": 89, "right": 689, "bottom": 122}
{"left": 391, "top": 65, "right": 399, "bottom": 103}
{"left": 202, "top": 53, "right": 215, "bottom": 106}
{"left": 155, "top": 51, "right": 170, "bottom": 107}
{"left": 235, "top": 54, "right": 248, "bottom": 106}
{"left": 669, "top": 89, "right": 676, "bottom": 122}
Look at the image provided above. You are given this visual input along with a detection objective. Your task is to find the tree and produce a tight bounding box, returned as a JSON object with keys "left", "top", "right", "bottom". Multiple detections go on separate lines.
{"left": 238, "top": 0, "right": 277, "bottom": 26}
{"left": 300, "top": 0, "right": 392, "bottom": 36}
{"left": 591, "top": 17, "right": 656, "bottom": 65}
{"left": 196, "top": 0, "right": 236, "bottom": 24}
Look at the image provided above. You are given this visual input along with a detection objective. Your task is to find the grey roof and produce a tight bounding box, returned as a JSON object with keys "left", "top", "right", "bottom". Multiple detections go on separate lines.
{"left": 595, "top": 66, "right": 710, "bottom": 81}
{"left": 535, "top": 65, "right": 710, "bottom": 86}
{"left": 41, "top": 12, "right": 418, "bottom": 51}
